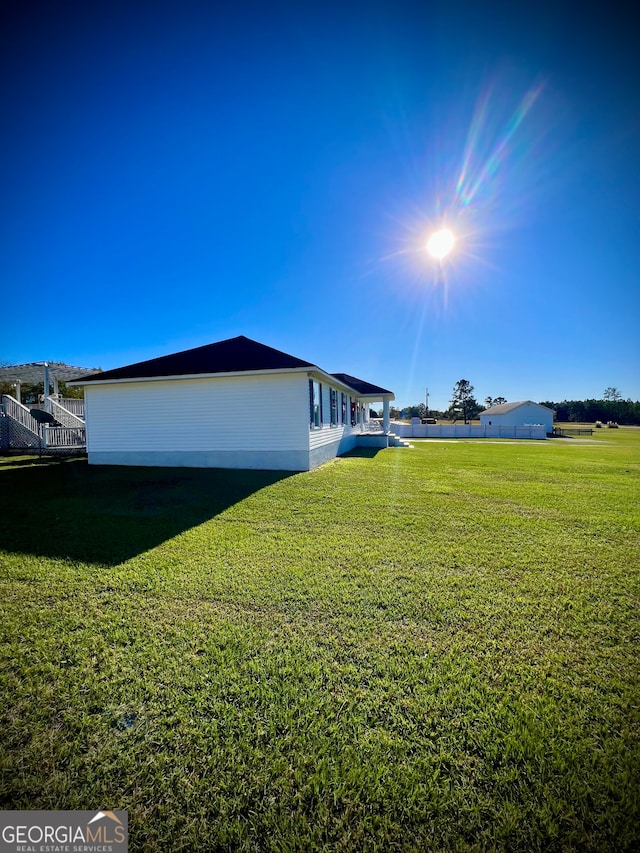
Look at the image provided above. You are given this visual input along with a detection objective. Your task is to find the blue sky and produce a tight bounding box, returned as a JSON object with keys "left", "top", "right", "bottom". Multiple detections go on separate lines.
{"left": 2, "top": 1, "right": 638, "bottom": 410}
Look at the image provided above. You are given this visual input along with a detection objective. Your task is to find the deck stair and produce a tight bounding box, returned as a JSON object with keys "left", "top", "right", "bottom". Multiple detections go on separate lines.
{"left": 1, "top": 394, "right": 86, "bottom": 451}
{"left": 1, "top": 394, "right": 42, "bottom": 448}
{"left": 47, "top": 397, "right": 85, "bottom": 428}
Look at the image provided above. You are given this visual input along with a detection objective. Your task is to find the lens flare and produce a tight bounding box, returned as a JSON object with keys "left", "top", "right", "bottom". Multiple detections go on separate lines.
{"left": 455, "top": 80, "right": 546, "bottom": 208}
{"left": 426, "top": 228, "right": 455, "bottom": 260}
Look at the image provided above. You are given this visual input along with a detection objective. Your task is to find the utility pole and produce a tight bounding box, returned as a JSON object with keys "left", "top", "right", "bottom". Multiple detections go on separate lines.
{"left": 425, "top": 387, "right": 429, "bottom": 418}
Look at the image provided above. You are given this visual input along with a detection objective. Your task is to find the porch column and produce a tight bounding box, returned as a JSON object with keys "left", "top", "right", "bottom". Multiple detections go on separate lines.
{"left": 52, "top": 376, "right": 59, "bottom": 398}
{"left": 14, "top": 381, "right": 21, "bottom": 403}
{"left": 383, "top": 398, "right": 390, "bottom": 433}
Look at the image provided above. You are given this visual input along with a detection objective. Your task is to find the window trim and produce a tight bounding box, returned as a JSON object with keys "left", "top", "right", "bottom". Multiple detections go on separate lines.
{"left": 309, "top": 378, "right": 323, "bottom": 429}
{"left": 330, "top": 387, "right": 338, "bottom": 426}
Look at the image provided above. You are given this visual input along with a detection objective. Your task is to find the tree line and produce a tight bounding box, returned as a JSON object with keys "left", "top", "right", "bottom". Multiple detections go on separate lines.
{"left": 538, "top": 398, "right": 640, "bottom": 425}
{"left": 388, "top": 382, "right": 640, "bottom": 425}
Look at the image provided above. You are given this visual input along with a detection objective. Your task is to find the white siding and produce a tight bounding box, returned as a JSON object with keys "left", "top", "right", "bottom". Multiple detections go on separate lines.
{"left": 308, "top": 422, "right": 351, "bottom": 450}
{"left": 86, "top": 373, "right": 309, "bottom": 453}
{"left": 308, "top": 383, "right": 356, "bottom": 451}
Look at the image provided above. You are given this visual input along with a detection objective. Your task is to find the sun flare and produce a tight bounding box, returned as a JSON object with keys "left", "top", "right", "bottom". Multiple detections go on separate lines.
{"left": 426, "top": 228, "right": 455, "bottom": 260}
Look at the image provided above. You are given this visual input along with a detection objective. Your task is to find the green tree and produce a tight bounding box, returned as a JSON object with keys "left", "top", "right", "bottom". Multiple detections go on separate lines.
{"left": 401, "top": 404, "right": 426, "bottom": 419}
{"left": 603, "top": 387, "right": 622, "bottom": 402}
{"left": 483, "top": 396, "right": 507, "bottom": 410}
{"left": 449, "top": 379, "right": 479, "bottom": 424}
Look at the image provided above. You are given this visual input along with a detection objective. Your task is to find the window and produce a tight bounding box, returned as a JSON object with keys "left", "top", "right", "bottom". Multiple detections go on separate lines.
{"left": 330, "top": 388, "right": 338, "bottom": 426}
{"left": 340, "top": 392, "right": 347, "bottom": 424}
{"left": 309, "top": 379, "right": 322, "bottom": 428}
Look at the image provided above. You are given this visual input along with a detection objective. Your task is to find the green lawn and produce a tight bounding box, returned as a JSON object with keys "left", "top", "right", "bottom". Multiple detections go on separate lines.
{"left": 1, "top": 431, "right": 639, "bottom": 851}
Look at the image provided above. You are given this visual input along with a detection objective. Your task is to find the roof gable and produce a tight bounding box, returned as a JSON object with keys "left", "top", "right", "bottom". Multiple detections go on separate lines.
{"left": 78, "top": 336, "right": 314, "bottom": 383}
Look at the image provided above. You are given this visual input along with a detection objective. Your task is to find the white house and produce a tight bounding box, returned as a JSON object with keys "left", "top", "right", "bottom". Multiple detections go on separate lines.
{"left": 479, "top": 400, "right": 554, "bottom": 434}
{"left": 69, "top": 336, "right": 396, "bottom": 471}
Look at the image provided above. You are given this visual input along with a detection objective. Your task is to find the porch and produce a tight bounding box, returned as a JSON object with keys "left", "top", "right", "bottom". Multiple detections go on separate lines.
{"left": 358, "top": 418, "right": 411, "bottom": 448}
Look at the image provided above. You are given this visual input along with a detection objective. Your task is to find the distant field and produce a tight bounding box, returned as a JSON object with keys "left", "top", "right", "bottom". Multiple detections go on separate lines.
{"left": 1, "top": 430, "right": 639, "bottom": 851}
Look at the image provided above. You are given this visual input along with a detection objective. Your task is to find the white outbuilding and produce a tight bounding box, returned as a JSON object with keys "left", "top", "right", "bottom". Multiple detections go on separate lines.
{"left": 479, "top": 400, "right": 554, "bottom": 434}
{"left": 69, "top": 336, "right": 396, "bottom": 471}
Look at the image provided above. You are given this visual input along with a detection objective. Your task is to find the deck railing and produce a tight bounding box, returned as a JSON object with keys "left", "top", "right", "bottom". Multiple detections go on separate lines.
{"left": 44, "top": 426, "right": 86, "bottom": 447}
{"left": 58, "top": 398, "right": 85, "bottom": 417}
{"left": 47, "top": 397, "right": 85, "bottom": 428}
{"left": 0, "top": 394, "right": 41, "bottom": 437}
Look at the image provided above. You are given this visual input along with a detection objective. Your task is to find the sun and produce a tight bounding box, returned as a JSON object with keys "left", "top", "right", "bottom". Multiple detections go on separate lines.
{"left": 426, "top": 228, "right": 455, "bottom": 260}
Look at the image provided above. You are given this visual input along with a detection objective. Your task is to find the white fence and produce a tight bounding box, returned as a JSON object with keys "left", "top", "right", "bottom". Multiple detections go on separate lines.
{"left": 390, "top": 422, "right": 547, "bottom": 440}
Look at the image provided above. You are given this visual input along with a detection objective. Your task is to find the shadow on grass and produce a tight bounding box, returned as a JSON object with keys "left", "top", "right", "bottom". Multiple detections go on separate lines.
{"left": 340, "top": 446, "right": 383, "bottom": 459}
{"left": 0, "top": 458, "right": 294, "bottom": 566}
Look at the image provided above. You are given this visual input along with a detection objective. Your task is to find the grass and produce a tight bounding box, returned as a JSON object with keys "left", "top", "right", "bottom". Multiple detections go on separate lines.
{"left": 1, "top": 430, "right": 639, "bottom": 851}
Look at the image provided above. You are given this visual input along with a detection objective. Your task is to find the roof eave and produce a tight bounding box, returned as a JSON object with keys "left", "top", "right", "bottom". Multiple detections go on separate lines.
{"left": 356, "top": 392, "right": 395, "bottom": 402}
{"left": 70, "top": 364, "right": 395, "bottom": 400}
{"left": 309, "top": 369, "right": 394, "bottom": 399}
{"left": 69, "top": 365, "right": 316, "bottom": 387}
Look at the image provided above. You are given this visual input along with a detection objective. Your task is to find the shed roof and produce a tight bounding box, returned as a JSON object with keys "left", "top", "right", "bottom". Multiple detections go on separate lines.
{"left": 479, "top": 400, "right": 554, "bottom": 416}
{"left": 77, "top": 336, "right": 314, "bottom": 383}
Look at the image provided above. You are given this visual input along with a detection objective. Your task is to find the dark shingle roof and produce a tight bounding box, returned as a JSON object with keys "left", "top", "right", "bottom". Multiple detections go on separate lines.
{"left": 331, "top": 373, "right": 393, "bottom": 397}
{"left": 73, "top": 336, "right": 395, "bottom": 399}
{"left": 79, "top": 336, "right": 314, "bottom": 382}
